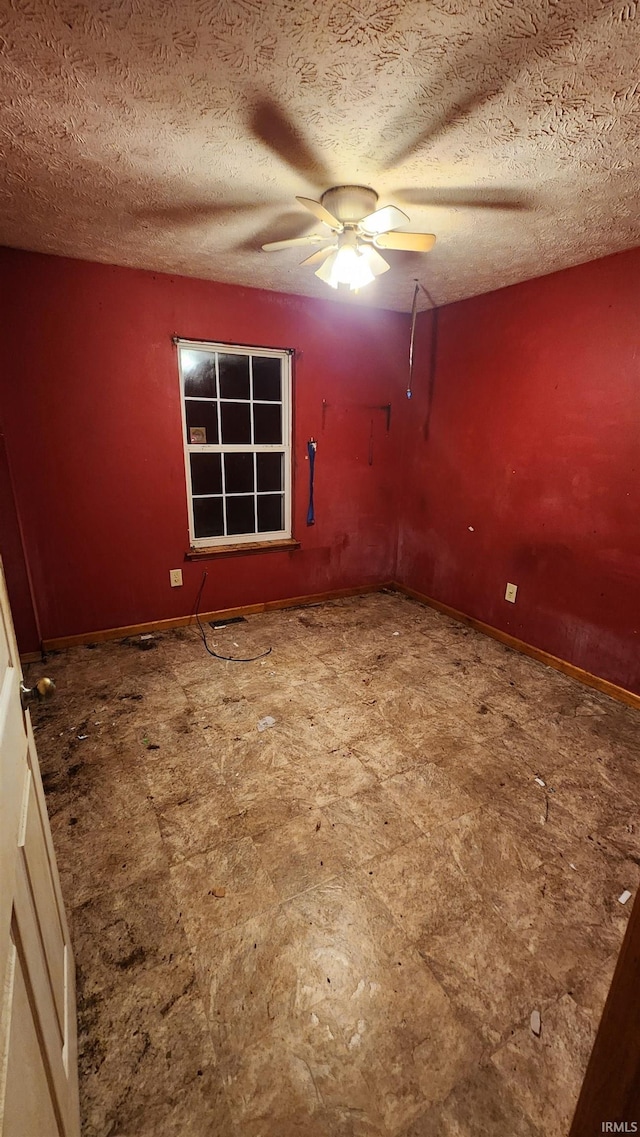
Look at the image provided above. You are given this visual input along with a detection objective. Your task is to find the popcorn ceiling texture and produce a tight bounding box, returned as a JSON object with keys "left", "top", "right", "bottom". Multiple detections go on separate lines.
{"left": 1, "top": 0, "right": 639, "bottom": 311}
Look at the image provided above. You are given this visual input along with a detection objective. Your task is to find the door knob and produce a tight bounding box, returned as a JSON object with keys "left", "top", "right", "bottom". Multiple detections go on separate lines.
{"left": 20, "top": 677, "right": 56, "bottom": 709}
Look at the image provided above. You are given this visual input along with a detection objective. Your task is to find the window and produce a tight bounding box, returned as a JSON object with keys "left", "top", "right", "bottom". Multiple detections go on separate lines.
{"left": 177, "top": 340, "right": 292, "bottom": 549}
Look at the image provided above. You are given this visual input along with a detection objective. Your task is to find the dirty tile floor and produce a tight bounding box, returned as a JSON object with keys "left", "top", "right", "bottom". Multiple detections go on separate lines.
{"left": 31, "top": 591, "right": 640, "bottom": 1137}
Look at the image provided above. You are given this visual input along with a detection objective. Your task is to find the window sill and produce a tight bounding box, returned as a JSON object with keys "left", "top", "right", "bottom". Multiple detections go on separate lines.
{"left": 185, "top": 538, "right": 301, "bottom": 560}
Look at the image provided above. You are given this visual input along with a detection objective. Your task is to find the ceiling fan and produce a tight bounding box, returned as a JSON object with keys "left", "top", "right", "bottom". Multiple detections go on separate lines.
{"left": 262, "top": 185, "right": 436, "bottom": 292}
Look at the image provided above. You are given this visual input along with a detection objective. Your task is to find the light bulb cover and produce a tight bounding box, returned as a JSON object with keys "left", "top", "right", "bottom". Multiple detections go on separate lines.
{"left": 349, "top": 252, "right": 376, "bottom": 290}
{"left": 314, "top": 238, "right": 376, "bottom": 292}
{"left": 315, "top": 250, "right": 339, "bottom": 287}
{"left": 328, "top": 246, "right": 375, "bottom": 290}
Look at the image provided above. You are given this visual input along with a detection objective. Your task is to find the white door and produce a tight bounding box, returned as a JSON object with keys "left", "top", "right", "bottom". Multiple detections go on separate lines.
{"left": 0, "top": 558, "right": 80, "bottom": 1137}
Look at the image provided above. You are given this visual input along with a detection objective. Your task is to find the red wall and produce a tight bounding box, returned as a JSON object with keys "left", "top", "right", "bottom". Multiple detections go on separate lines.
{"left": 0, "top": 418, "right": 40, "bottom": 652}
{"left": 2, "top": 244, "right": 638, "bottom": 696}
{"left": 0, "top": 249, "right": 407, "bottom": 643}
{"left": 397, "top": 248, "right": 640, "bottom": 694}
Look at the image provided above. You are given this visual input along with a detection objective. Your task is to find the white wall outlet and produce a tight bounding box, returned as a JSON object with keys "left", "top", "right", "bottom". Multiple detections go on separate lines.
{"left": 170, "top": 569, "right": 183, "bottom": 588}
{"left": 505, "top": 582, "right": 518, "bottom": 603}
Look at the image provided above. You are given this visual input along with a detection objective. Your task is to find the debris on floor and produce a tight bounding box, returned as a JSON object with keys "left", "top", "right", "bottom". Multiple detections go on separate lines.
{"left": 210, "top": 616, "right": 247, "bottom": 629}
{"left": 29, "top": 591, "right": 640, "bottom": 1137}
{"left": 136, "top": 635, "right": 156, "bottom": 650}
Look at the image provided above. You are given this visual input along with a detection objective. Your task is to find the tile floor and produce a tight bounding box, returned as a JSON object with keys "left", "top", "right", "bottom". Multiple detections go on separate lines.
{"left": 31, "top": 591, "right": 640, "bottom": 1137}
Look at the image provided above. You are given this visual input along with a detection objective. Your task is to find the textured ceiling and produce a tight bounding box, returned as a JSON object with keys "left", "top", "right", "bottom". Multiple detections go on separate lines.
{"left": 1, "top": 0, "right": 639, "bottom": 312}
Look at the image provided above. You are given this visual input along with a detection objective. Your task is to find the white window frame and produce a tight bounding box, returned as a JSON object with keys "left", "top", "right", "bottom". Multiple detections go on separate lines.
{"left": 177, "top": 339, "right": 292, "bottom": 549}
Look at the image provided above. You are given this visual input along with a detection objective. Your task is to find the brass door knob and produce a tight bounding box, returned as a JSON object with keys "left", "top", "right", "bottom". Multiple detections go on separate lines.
{"left": 20, "top": 677, "right": 56, "bottom": 708}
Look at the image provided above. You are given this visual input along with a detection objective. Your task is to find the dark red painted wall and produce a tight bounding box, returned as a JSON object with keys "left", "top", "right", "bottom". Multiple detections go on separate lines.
{"left": 397, "top": 248, "right": 640, "bottom": 694}
{"left": 0, "top": 417, "right": 40, "bottom": 652}
{"left": 0, "top": 249, "right": 407, "bottom": 643}
{"left": 3, "top": 244, "right": 638, "bottom": 694}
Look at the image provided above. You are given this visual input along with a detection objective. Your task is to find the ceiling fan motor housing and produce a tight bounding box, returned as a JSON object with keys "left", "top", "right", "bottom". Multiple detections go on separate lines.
{"left": 321, "top": 185, "right": 378, "bottom": 224}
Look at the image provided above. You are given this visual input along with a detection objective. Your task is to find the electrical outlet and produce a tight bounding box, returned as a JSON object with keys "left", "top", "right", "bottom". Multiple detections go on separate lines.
{"left": 505, "top": 582, "right": 518, "bottom": 603}
{"left": 170, "top": 569, "right": 183, "bottom": 588}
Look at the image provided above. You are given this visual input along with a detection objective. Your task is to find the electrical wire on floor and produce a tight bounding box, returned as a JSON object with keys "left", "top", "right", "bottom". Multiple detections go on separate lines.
{"left": 192, "top": 571, "right": 272, "bottom": 662}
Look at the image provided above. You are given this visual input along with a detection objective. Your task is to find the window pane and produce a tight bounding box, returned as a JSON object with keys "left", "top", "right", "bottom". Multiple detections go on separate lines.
{"left": 193, "top": 497, "right": 224, "bottom": 538}
{"left": 219, "top": 354, "right": 250, "bottom": 400}
{"left": 256, "top": 452, "right": 283, "bottom": 492}
{"left": 253, "top": 357, "right": 281, "bottom": 402}
{"left": 221, "top": 401, "right": 251, "bottom": 444}
{"left": 185, "top": 400, "right": 218, "bottom": 445}
{"left": 226, "top": 495, "right": 255, "bottom": 536}
{"left": 190, "top": 453, "right": 222, "bottom": 495}
{"left": 257, "top": 493, "right": 284, "bottom": 533}
{"left": 181, "top": 349, "right": 217, "bottom": 398}
{"left": 253, "top": 403, "right": 282, "bottom": 444}
{"left": 224, "top": 452, "right": 254, "bottom": 494}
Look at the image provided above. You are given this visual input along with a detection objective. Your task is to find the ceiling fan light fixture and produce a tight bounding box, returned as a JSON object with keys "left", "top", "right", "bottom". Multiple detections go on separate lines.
{"left": 348, "top": 251, "right": 376, "bottom": 291}
{"left": 361, "top": 245, "right": 391, "bottom": 276}
{"left": 330, "top": 245, "right": 375, "bottom": 290}
{"left": 315, "top": 250, "right": 339, "bottom": 288}
{"left": 267, "top": 186, "right": 435, "bottom": 292}
{"left": 314, "top": 239, "right": 375, "bottom": 292}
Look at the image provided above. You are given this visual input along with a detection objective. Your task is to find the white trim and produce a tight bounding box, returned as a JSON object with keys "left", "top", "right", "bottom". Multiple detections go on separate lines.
{"left": 249, "top": 355, "right": 255, "bottom": 447}
{"left": 187, "top": 444, "right": 285, "bottom": 452}
{"left": 216, "top": 355, "right": 228, "bottom": 537}
{"left": 253, "top": 455, "right": 258, "bottom": 534}
{"left": 189, "top": 527, "right": 287, "bottom": 549}
{"left": 177, "top": 340, "right": 292, "bottom": 550}
{"left": 176, "top": 338, "right": 290, "bottom": 359}
{"left": 184, "top": 397, "right": 283, "bottom": 403}
{"left": 192, "top": 491, "right": 286, "bottom": 497}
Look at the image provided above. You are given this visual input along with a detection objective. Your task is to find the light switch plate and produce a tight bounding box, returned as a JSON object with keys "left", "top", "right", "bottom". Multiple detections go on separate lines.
{"left": 505, "top": 582, "right": 518, "bottom": 603}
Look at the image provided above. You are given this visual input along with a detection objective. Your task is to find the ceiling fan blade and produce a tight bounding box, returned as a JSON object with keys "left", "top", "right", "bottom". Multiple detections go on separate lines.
{"left": 360, "top": 245, "right": 390, "bottom": 276}
{"left": 235, "top": 210, "right": 317, "bottom": 252}
{"left": 299, "top": 245, "right": 337, "bottom": 267}
{"left": 136, "top": 201, "right": 261, "bottom": 226}
{"left": 382, "top": 13, "right": 581, "bottom": 174}
{"left": 384, "top": 84, "right": 501, "bottom": 171}
{"left": 250, "top": 97, "right": 332, "bottom": 187}
{"left": 393, "top": 188, "right": 528, "bottom": 212}
{"left": 359, "top": 204, "right": 409, "bottom": 236}
{"left": 374, "top": 232, "right": 436, "bottom": 252}
{"left": 296, "top": 196, "right": 342, "bottom": 230}
{"left": 262, "top": 235, "right": 328, "bottom": 252}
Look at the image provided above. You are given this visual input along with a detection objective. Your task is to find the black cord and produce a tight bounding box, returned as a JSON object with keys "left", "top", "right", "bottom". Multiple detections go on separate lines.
{"left": 192, "top": 572, "right": 272, "bottom": 662}
{"left": 419, "top": 281, "right": 438, "bottom": 309}
{"left": 408, "top": 280, "right": 438, "bottom": 400}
